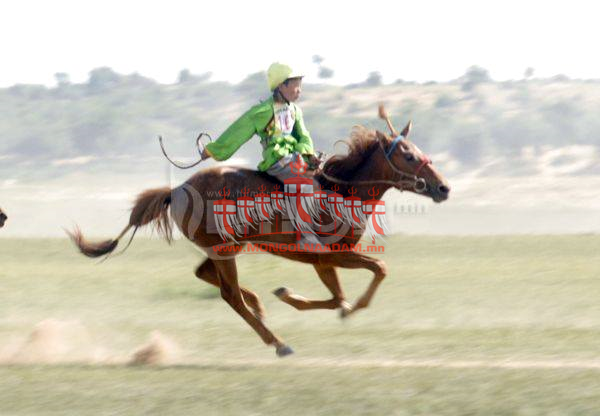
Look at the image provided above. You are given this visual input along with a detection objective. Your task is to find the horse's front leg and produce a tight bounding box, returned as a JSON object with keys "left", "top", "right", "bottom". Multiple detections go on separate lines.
{"left": 320, "top": 252, "right": 388, "bottom": 318}
{"left": 212, "top": 258, "right": 293, "bottom": 357}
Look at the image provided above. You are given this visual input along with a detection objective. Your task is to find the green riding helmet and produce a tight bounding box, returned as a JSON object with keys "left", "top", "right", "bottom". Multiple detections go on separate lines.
{"left": 267, "top": 62, "right": 304, "bottom": 91}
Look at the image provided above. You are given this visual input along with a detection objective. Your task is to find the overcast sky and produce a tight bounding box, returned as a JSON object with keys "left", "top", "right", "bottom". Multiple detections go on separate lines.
{"left": 2, "top": 0, "right": 598, "bottom": 87}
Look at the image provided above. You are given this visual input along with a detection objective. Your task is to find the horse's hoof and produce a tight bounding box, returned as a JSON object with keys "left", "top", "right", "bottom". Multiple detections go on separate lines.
{"left": 273, "top": 287, "right": 291, "bottom": 299}
{"left": 276, "top": 345, "right": 294, "bottom": 357}
{"left": 339, "top": 301, "right": 353, "bottom": 319}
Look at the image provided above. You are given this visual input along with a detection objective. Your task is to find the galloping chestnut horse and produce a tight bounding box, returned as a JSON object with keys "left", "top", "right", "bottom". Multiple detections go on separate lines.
{"left": 70, "top": 110, "right": 450, "bottom": 357}
{"left": 0, "top": 207, "right": 7, "bottom": 228}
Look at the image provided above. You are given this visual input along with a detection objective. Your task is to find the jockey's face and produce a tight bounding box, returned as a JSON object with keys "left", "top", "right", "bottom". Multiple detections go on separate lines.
{"left": 279, "top": 77, "right": 302, "bottom": 102}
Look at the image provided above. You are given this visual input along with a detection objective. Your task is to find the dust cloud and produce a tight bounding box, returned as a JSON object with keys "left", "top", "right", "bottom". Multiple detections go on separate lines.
{"left": 0, "top": 320, "right": 181, "bottom": 366}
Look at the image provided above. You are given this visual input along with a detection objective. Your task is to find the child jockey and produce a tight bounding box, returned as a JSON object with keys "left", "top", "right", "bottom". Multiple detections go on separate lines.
{"left": 201, "top": 62, "right": 326, "bottom": 251}
{"left": 201, "top": 62, "right": 319, "bottom": 178}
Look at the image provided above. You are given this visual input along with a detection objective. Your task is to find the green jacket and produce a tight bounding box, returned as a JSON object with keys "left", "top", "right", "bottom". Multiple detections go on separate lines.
{"left": 205, "top": 97, "right": 314, "bottom": 171}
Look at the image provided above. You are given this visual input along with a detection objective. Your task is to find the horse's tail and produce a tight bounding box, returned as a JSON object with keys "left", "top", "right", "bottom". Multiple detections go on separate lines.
{"left": 69, "top": 187, "right": 173, "bottom": 258}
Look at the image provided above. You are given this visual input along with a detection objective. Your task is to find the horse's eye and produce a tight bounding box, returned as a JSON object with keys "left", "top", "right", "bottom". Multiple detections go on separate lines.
{"left": 404, "top": 153, "right": 415, "bottom": 162}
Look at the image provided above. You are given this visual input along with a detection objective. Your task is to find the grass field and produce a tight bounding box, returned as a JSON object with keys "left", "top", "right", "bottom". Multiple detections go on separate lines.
{"left": 1, "top": 235, "right": 599, "bottom": 415}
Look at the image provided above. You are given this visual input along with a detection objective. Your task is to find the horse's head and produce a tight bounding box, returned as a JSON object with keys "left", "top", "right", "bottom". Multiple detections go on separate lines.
{"left": 0, "top": 208, "right": 6, "bottom": 228}
{"left": 375, "top": 126, "right": 450, "bottom": 203}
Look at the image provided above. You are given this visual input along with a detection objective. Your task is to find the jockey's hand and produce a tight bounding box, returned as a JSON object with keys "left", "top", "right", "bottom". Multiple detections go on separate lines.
{"left": 306, "top": 153, "right": 320, "bottom": 169}
{"left": 201, "top": 148, "right": 211, "bottom": 161}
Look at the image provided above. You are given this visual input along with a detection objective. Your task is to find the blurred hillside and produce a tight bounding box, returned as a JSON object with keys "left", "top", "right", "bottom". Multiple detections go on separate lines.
{"left": 1, "top": 66, "right": 599, "bottom": 237}
{"left": 1, "top": 66, "right": 599, "bottom": 181}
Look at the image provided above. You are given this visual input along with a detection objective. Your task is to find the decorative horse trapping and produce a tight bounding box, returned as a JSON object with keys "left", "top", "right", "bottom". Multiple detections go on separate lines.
{"left": 210, "top": 154, "right": 396, "bottom": 244}
{"left": 211, "top": 178, "right": 390, "bottom": 244}
{"left": 270, "top": 184, "right": 285, "bottom": 232}
{"left": 363, "top": 187, "right": 389, "bottom": 242}
{"left": 343, "top": 187, "right": 365, "bottom": 229}
{"left": 313, "top": 183, "right": 328, "bottom": 232}
{"left": 343, "top": 187, "right": 364, "bottom": 239}
{"left": 327, "top": 184, "right": 345, "bottom": 222}
{"left": 237, "top": 187, "right": 256, "bottom": 237}
{"left": 213, "top": 187, "right": 240, "bottom": 242}
{"left": 313, "top": 184, "right": 329, "bottom": 214}
{"left": 283, "top": 155, "right": 320, "bottom": 235}
{"left": 254, "top": 184, "right": 273, "bottom": 234}
{"left": 270, "top": 184, "right": 285, "bottom": 214}
{"left": 254, "top": 184, "right": 273, "bottom": 222}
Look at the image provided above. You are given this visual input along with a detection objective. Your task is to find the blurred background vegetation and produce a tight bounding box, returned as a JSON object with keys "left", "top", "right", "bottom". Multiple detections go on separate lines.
{"left": 1, "top": 65, "right": 599, "bottom": 237}
{"left": 2, "top": 64, "right": 599, "bottom": 180}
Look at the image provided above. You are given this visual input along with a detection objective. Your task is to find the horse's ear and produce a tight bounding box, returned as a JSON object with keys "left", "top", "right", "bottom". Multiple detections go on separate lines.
{"left": 400, "top": 120, "right": 412, "bottom": 138}
{"left": 375, "top": 130, "right": 390, "bottom": 142}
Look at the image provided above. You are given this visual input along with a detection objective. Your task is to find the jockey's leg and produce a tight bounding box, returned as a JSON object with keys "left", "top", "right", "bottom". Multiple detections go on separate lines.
{"left": 264, "top": 153, "right": 297, "bottom": 182}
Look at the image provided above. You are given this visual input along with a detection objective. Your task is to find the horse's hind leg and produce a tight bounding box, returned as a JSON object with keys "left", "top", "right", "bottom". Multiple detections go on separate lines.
{"left": 274, "top": 264, "right": 348, "bottom": 312}
{"left": 212, "top": 258, "right": 293, "bottom": 357}
{"left": 195, "top": 258, "right": 266, "bottom": 321}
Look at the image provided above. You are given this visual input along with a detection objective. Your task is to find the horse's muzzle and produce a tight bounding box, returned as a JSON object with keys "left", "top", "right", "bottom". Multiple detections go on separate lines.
{"left": 432, "top": 184, "right": 450, "bottom": 203}
{"left": 0, "top": 213, "right": 7, "bottom": 227}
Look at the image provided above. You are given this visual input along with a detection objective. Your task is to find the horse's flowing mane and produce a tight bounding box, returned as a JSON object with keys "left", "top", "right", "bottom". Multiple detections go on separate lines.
{"left": 320, "top": 126, "right": 380, "bottom": 182}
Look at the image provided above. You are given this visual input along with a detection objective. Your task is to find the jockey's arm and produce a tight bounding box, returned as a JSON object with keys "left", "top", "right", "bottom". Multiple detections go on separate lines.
{"left": 292, "top": 105, "right": 315, "bottom": 157}
{"left": 204, "top": 110, "right": 257, "bottom": 161}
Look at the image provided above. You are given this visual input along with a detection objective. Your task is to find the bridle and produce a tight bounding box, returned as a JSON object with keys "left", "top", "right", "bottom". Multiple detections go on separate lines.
{"left": 381, "top": 135, "right": 432, "bottom": 192}
{"left": 318, "top": 135, "right": 432, "bottom": 193}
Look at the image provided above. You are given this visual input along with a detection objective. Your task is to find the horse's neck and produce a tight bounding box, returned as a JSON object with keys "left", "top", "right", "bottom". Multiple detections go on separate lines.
{"left": 324, "top": 153, "right": 392, "bottom": 202}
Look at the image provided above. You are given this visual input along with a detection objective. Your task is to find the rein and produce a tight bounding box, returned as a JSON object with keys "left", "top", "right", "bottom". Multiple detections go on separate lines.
{"left": 158, "top": 130, "right": 432, "bottom": 193}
